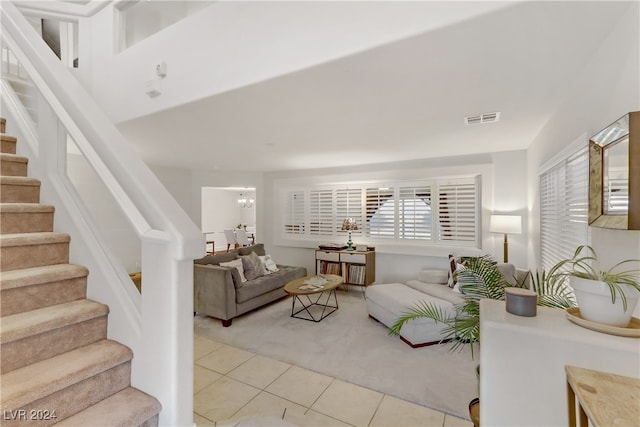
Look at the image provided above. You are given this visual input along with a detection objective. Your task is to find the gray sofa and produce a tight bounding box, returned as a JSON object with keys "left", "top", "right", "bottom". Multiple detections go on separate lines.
{"left": 194, "top": 244, "right": 307, "bottom": 326}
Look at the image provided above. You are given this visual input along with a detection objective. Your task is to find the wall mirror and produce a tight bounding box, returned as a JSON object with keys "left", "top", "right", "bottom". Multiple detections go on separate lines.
{"left": 588, "top": 111, "right": 639, "bottom": 230}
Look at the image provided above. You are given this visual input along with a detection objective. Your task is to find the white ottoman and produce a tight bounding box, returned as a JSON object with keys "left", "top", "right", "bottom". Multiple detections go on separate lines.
{"left": 365, "top": 283, "right": 457, "bottom": 347}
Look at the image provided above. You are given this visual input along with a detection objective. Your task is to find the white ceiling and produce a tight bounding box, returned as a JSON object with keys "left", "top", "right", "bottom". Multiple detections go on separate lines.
{"left": 116, "top": 1, "right": 632, "bottom": 172}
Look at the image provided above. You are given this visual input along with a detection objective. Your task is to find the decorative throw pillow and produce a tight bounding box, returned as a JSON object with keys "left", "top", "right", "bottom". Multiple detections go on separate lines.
{"left": 447, "top": 254, "right": 458, "bottom": 288}
{"left": 220, "top": 259, "right": 247, "bottom": 283}
{"left": 452, "top": 263, "right": 467, "bottom": 294}
{"left": 259, "top": 254, "right": 279, "bottom": 273}
{"left": 242, "top": 251, "right": 267, "bottom": 281}
{"left": 452, "top": 282, "right": 461, "bottom": 293}
{"left": 258, "top": 256, "right": 272, "bottom": 275}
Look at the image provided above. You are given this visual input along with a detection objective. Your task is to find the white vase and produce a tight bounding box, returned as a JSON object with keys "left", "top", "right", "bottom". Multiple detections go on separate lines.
{"left": 570, "top": 276, "right": 640, "bottom": 327}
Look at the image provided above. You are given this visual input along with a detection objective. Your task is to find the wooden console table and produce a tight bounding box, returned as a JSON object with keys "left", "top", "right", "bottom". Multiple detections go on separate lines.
{"left": 566, "top": 365, "right": 640, "bottom": 427}
{"left": 315, "top": 249, "right": 375, "bottom": 287}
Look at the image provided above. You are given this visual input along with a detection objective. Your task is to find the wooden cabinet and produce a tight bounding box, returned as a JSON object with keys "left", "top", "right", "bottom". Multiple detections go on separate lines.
{"left": 315, "top": 249, "right": 375, "bottom": 287}
{"left": 566, "top": 365, "right": 639, "bottom": 427}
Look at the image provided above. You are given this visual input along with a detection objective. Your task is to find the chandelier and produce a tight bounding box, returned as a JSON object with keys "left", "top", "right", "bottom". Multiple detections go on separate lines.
{"left": 237, "top": 193, "right": 254, "bottom": 208}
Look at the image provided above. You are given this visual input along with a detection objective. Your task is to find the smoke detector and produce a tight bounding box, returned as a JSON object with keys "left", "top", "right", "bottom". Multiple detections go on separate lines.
{"left": 465, "top": 112, "right": 501, "bottom": 125}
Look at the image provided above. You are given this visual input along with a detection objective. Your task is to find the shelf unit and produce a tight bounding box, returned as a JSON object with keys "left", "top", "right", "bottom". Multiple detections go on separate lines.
{"left": 315, "top": 249, "right": 375, "bottom": 287}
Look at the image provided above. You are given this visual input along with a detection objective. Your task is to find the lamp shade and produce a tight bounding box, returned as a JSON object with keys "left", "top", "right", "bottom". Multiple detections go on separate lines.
{"left": 489, "top": 215, "right": 522, "bottom": 234}
{"left": 341, "top": 218, "right": 359, "bottom": 231}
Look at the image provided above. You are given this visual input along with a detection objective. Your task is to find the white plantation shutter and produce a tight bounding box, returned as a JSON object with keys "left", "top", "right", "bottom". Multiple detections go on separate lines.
{"left": 336, "top": 188, "right": 363, "bottom": 235}
{"left": 604, "top": 177, "right": 629, "bottom": 214}
{"left": 437, "top": 179, "right": 478, "bottom": 242}
{"left": 281, "top": 177, "right": 481, "bottom": 247}
{"left": 309, "top": 189, "right": 334, "bottom": 235}
{"left": 284, "top": 191, "right": 305, "bottom": 234}
{"left": 398, "top": 185, "right": 432, "bottom": 240}
{"left": 365, "top": 187, "right": 395, "bottom": 238}
{"left": 540, "top": 148, "right": 589, "bottom": 271}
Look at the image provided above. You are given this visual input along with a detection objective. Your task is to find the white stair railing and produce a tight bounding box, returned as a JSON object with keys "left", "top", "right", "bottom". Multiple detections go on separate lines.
{"left": 1, "top": 2, "right": 203, "bottom": 426}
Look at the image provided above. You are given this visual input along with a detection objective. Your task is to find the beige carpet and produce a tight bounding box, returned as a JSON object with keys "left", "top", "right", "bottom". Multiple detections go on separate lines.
{"left": 194, "top": 290, "right": 478, "bottom": 420}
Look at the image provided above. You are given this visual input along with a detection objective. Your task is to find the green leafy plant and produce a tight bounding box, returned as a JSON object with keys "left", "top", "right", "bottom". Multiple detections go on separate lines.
{"left": 389, "top": 255, "right": 577, "bottom": 357}
{"left": 553, "top": 245, "right": 640, "bottom": 310}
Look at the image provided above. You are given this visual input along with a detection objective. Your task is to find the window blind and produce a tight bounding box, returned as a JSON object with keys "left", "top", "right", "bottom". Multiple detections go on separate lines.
{"left": 398, "top": 185, "right": 432, "bottom": 240}
{"left": 281, "top": 176, "right": 480, "bottom": 247}
{"left": 539, "top": 148, "right": 589, "bottom": 271}
{"left": 336, "top": 188, "right": 363, "bottom": 235}
{"left": 365, "top": 187, "right": 395, "bottom": 238}
{"left": 309, "top": 189, "right": 334, "bottom": 235}
{"left": 437, "top": 180, "right": 477, "bottom": 242}
{"left": 284, "top": 191, "right": 305, "bottom": 234}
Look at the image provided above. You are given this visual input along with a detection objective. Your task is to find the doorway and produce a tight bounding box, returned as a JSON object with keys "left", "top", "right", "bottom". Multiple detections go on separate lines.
{"left": 201, "top": 187, "right": 256, "bottom": 253}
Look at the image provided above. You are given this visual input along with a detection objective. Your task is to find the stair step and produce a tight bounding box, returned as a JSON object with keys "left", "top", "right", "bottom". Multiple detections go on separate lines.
{"left": 0, "top": 232, "right": 70, "bottom": 271}
{"left": 0, "top": 340, "right": 133, "bottom": 426}
{"left": 1, "top": 264, "right": 88, "bottom": 316}
{"left": 0, "top": 203, "right": 54, "bottom": 234}
{"left": 55, "top": 387, "right": 161, "bottom": 427}
{"left": 0, "top": 153, "right": 28, "bottom": 176}
{"left": 1, "top": 299, "right": 109, "bottom": 374}
{"left": 1, "top": 134, "right": 17, "bottom": 154}
{"left": 0, "top": 176, "right": 40, "bottom": 203}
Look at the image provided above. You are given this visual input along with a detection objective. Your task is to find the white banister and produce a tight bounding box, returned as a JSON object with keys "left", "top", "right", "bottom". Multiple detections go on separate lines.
{"left": 1, "top": 1, "right": 203, "bottom": 425}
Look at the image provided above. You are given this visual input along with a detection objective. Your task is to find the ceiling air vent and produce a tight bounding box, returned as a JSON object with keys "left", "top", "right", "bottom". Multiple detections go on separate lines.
{"left": 465, "top": 112, "right": 501, "bottom": 125}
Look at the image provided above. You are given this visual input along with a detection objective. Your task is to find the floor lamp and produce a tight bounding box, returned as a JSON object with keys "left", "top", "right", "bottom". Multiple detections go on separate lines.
{"left": 489, "top": 214, "right": 522, "bottom": 263}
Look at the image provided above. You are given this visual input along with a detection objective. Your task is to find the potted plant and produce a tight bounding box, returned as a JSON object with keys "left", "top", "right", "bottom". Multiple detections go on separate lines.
{"left": 388, "top": 255, "right": 577, "bottom": 423}
{"left": 388, "top": 255, "right": 577, "bottom": 357}
{"left": 555, "top": 245, "right": 640, "bottom": 327}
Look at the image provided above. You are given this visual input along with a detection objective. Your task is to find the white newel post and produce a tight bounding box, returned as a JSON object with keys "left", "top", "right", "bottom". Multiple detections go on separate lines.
{"left": 138, "top": 233, "right": 194, "bottom": 427}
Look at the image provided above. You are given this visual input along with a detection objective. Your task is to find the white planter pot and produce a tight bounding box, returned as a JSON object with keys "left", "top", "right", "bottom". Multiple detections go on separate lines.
{"left": 570, "top": 276, "right": 640, "bottom": 327}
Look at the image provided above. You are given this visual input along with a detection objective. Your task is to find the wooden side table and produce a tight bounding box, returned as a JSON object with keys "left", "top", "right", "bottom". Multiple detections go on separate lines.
{"left": 566, "top": 365, "right": 640, "bottom": 427}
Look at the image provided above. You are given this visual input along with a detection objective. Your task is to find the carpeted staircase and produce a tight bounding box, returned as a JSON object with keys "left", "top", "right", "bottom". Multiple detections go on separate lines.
{"left": 0, "top": 117, "right": 162, "bottom": 426}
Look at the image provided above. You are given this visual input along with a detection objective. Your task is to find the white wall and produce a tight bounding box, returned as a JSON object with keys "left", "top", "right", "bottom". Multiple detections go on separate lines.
{"left": 491, "top": 150, "right": 528, "bottom": 268}
{"left": 82, "top": 1, "right": 511, "bottom": 124}
{"left": 526, "top": 1, "right": 640, "bottom": 271}
{"left": 149, "top": 164, "right": 193, "bottom": 219}
{"left": 67, "top": 153, "right": 141, "bottom": 273}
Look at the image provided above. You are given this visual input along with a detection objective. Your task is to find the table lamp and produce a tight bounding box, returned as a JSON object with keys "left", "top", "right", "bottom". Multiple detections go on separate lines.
{"left": 341, "top": 218, "right": 358, "bottom": 251}
{"left": 489, "top": 214, "right": 521, "bottom": 263}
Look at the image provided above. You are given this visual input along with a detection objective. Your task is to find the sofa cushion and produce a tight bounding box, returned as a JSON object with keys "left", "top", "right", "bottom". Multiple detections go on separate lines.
{"left": 497, "top": 263, "right": 517, "bottom": 285}
{"left": 239, "top": 244, "right": 266, "bottom": 257}
{"left": 417, "top": 269, "right": 448, "bottom": 285}
{"left": 242, "top": 251, "right": 267, "bottom": 281}
{"left": 194, "top": 252, "right": 239, "bottom": 266}
{"left": 220, "top": 258, "right": 247, "bottom": 286}
{"left": 366, "top": 283, "right": 457, "bottom": 346}
{"left": 405, "top": 280, "right": 466, "bottom": 305}
{"left": 236, "top": 265, "right": 306, "bottom": 304}
{"left": 259, "top": 255, "right": 279, "bottom": 273}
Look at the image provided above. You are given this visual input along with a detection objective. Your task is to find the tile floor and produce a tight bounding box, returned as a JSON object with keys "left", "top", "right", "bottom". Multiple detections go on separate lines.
{"left": 194, "top": 335, "right": 473, "bottom": 427}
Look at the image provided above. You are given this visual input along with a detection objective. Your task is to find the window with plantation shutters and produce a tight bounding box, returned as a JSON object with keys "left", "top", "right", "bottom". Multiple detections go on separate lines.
{"left": 366, "top": 187, "right": 395, "bottom": 238}
{"left": 309, "top": 189, "right": 334, "bottom": 235}
{"left": 284, "top": 191, "right": 305, "bottom": 234}
{"left": 280, "top": 176, "right": 480, "bottom": 247}
{"left": 437, "top": 180, "right": 477, "bottom": 242}
{"left": 539, "top": 147, "right": 589, "bottom": 271}
{"left": 398, "top": 185, "right": 432, "bottom": 240}
{"left": 336, "top": 188, "right": 363, "bottom": 235}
